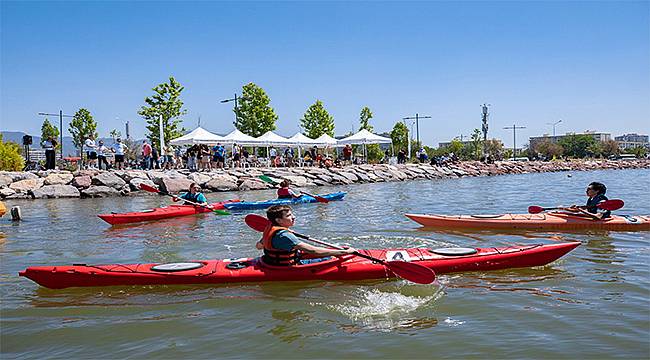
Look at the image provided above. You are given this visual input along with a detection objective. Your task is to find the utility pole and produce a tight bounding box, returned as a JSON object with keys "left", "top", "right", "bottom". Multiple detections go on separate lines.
{"left": 403, "top": 113, "right": 431, "bottom": 155}
{"left": 38, "top": 110, "right": 73, "bottom": 158}
{"left": 221, "top": 93, "right": 249, "bottom": 123}
{"left": 125, "top": 121, "right": 130, "bottom": 139}
{"left": 503, "top": 124, "right": 526, "bottom": 160}
{"left": 547, "top": 119, "right": 562, "bottom": 137}
{"left": 481, "top": 104, "right": 490, "bottom": 162}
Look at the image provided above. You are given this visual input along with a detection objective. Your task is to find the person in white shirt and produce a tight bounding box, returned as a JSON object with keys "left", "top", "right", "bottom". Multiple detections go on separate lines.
{"left": 97, "top": 140, "right": 109, "bottom": 170}
{"left": 111, "top": 138, "right": 127, "bottom": 170}
{"left": 41, "top": 136, "right": 57, "bottom": 170}
{"left": 269, "top": 147, "right": 277, "bottom": 167}
{"left": 85, "top": 136, "right": 97, "bottom": 169}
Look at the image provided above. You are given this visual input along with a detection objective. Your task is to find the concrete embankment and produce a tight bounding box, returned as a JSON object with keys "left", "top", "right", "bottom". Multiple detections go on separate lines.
{"left": 1, "top": 159, "right": 648, "bottom": 200}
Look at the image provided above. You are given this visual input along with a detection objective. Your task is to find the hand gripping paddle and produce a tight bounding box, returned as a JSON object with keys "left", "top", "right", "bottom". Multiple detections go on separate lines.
{"left": 528, "top": 199, "right": 624, "bottom": 214}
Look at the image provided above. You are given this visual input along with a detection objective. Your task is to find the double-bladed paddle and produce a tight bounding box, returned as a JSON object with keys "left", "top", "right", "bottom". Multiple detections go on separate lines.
{"left": 244, "top": 213, "right": 436, "bottom": 284}
{"left": 139, "top": 183, "right": 231, "bottom": 215}
{"left": 257, "top": 175, "right": 329, "bottom": 203}
{"left": 528, "top": 199, "right": 624, "bottom": 214}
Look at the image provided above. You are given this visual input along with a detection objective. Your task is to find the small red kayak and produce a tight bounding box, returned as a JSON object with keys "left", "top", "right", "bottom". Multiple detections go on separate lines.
{"left": 19, "top": 242, "right": 579, "bottom": 289}
{"left": 98, "top": 199, "right": 239, "bottom": 225}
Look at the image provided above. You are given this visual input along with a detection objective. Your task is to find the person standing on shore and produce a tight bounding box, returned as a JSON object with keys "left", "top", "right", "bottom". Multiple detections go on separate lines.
{"left": 343, "top": 144, "right": 352, "bottom": 165}
{"left": 97, "top": 140, "right": 110, "bottom": 170}
{"left": 269, "top": 147, "right": 277, "bottom": 167}
{"left": 41, "top": 136, "right": 57, "bottom": 170}
{"left": 111, "top": 138, "right": 126, "bottom": 170}
{"left": 141, "top": 141, "right": 152, "bottom": 170}
{"left": 85, "top": 135, "right": 98, "bottom": 169}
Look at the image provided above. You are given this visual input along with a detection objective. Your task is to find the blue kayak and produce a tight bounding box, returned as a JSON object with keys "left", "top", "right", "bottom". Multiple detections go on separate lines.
{"left": 223, "top": 192, "right": 346, "bottom": 210}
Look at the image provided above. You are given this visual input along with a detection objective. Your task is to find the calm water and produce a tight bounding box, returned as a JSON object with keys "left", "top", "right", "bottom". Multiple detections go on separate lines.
{"left": 1, "top": 169, "right": 649, "bottom": 359}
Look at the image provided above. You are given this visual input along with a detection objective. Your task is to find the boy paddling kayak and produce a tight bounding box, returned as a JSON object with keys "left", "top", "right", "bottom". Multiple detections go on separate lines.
{"left": 172, "top": 182, "right": 208, "bottom": 206}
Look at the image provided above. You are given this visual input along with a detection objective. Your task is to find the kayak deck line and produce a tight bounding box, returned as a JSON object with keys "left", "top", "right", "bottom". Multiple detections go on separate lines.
{"left": 223, "top": 192, "right": 346, "bottom": 210}
{"left": 98, "top": 199, "right": 239, "bottom": 225}
{"left": 19, "top": 242, "right": 580, "bottom": 289}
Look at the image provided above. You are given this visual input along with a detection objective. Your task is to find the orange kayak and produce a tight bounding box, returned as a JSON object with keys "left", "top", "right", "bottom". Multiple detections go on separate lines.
{"left": 405, "top": 213, "right": 650, "bottom": 231}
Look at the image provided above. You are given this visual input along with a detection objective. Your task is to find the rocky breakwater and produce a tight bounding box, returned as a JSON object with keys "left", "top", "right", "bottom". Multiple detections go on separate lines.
{"left": 0, "top": 159, "right": 648, "bottom": 200}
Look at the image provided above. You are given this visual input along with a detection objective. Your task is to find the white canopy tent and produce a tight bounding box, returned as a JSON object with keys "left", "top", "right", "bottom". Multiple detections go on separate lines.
{"left": 219, "top": 129, "right": 259, "bottom": 146}
{"left": 338, "top": 129, "right": 393, "bottom": 162}
{"left": 287, "top": 132, "right": 320, "bottom": 146}
{"left": 256, "top": 131, "right": 294, "bottom": 146}
{"left": 314, "top": 133, "right": 339, "bottom": 147}
{"left": 169, "top": 126, "right": 225, "bottom": 145}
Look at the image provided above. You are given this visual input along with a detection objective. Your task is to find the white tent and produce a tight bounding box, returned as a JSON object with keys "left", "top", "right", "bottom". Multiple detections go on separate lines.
{"left": 169, "top": 126, "right": 224, "bottom": 145}
{"left": 338, "top": 129, "right": 392, "bottom": 162}
{"left": 338, "top": 129, "right": 392, "bottom": 145}
{"left": 256, "top": 131, "right": 294, "bottom": 146}
{"left": 220, "top": 129, "right": 259, "bottom": 146}
{"left": 314, "top": 133, "right": 339, "bottom": 146}
{"left": 288, "top": 133, "right": 320, "bottom": 146}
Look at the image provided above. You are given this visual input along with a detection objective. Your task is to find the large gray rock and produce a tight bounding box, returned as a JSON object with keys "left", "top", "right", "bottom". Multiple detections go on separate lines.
{"left": 129, "top": 178, "right": 157, "bottom": 192}
{"left": 122, "top": 170, "right": 149, "bottom": 183}
{"left": 0, "top": 175, "right": 13, "bottom": 188}
{"left": 282, "top": 175, "right": 309, "bottom": 187}
{"left": 9, "top": 178, "right": 44, "bottom": 193}
{"left": 43, "top": 173, "right": 73, "bottom": 185}
{"left": 0, "top": 187, "right": 16, "bottom": 197}
{"left": 187, "top": 172, "right": 212, "bottom": 186}
{"left": 337, "top": 172, "right": 359, "bottom": 182}
{"left": 238, "top": 178, "right": 270, "bottom": 191}
{"left": 205, "top": 174, "right": 239, "bottom": 191}
{"left": 81, "top": 186, "right": 121, "bottom": 198}
{"left": 31, "top": 185, "right": 81, "bottom": 198}
{"left": 72, "top": 175, "right": 92, "bottom": 188}
{"left": 10, "top": 172, "right": 39, "bottom": 182}
{"left": 160, "top": 177, "right": 193, "bottom": 194}
{"left": 92, "top": 172, "right": 126, "bottom": 189}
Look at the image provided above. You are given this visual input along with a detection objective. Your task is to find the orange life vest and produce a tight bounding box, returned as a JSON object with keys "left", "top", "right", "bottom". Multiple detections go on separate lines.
{"left": 262, "top": 225, "right": 300, "bottom": 266}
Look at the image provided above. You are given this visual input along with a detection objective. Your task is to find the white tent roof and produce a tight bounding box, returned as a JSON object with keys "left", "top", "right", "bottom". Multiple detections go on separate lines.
{"left": 288, "top": 132, "right": 320, "bottom": 146}
{"left": 169, "top": 126, "right": 224, "bottom": 145}
{"left": 314, "top": 133, "right": 339, "bottom": 146}
{"left": 220, "top": 129, "right": 259, "bottom": 145}
{"left": 256, "top": 131, "right": 294, "bottom": 146}
{"left": 338, "top": 129, "right": 392, "bottom": 145}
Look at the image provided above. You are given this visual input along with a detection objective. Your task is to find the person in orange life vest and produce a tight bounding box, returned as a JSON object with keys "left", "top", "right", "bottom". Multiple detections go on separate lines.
{"left": 255, "top": 205, "right": 356, "bottom": 265}
{"left": 277, "top": 179, "right": 301, "bottom": 199}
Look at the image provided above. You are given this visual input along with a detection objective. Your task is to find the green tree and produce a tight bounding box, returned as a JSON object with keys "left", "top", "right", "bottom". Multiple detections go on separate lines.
{"left": 390, "top": 122, "right": 409, "bottom": 153}
{"left": 301, "top": 100, "right": 335, "bottom": 138}
{"left": 359, "top": 106, "right": 373, "bottom": 131}
{"left": 532, "top": 140, "right": 564, "bottom": 160}
{"left": 0, "top": 134, "right": 24, "bottom": 171}
{"left": 109, "top": 129, "right": 122, "bottom": 142}
{"left": 138, "top": 76, "right": 187, "bottom": 148}
{"left": 600, "top": 140, "right": 620, "bottom": 158}
{"left": 558, "top": 134, "right": 596, "bottom": 158}
{"left": 470, "top": 128, "right": 482, "bottom": 160}
{"left": 586, "top": 142, "right": 603, "bottom": 158}
{"left": 68, "top": 108, "right": 98, "bottom": 158}
{"left": 234, "top": 82, "right": 278, "bottom": 137}
{"left": 484, "top": 139, "right": 504, "bottom": 160}
{"left": 625, "top": 146, "right": 647, "bottom": 158}
{"left": 40, "top": 118, "right": 60, "bottom": 150}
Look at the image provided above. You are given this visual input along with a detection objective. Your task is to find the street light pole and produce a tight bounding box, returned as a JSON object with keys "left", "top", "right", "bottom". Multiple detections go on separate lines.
{"left": 221, "top": 93, "right": 249, "bottom": 123}
{"left": 547, "top": 119, "right": 562, "bottom": 137}
{"left": 481, "top": 104, "right": 490, "bottom": 162}
{"left": 38, "top": 110, "right": 73, "bottom": 158}
{"left": 403, "top": 113, "right": 431, "bottom": 154}
{"left": 503, "top": 124, "right": 526, "bottom": 160}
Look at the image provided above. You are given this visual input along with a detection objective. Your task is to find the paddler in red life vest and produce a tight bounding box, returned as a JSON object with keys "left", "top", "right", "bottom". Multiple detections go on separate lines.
{"left": 255, "top": 205, "right": 356, "bottom": 265}
{"left": 277, "top": 179, "right": 301, "bottom": 199}
{"left": 172, "top": 182, "right": 208, "bottom": 206}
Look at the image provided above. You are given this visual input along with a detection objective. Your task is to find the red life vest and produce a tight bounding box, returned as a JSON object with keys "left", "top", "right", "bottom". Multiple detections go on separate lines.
{"left": 277, "top": 187, "right": 292, "bottom": 199}
{"left": 262, "top": 225, "right": 300, "bottom": 266}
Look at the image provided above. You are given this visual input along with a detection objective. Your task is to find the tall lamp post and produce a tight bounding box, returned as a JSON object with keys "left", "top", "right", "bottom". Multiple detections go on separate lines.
{"left": 481, "top": 104, "right": 490, "bottom": 162}
{"left": 503, "top": 124, "right": 526, "bottom": 160}
{"left": 38, "top": 110, "right": 73, "bottom": 158}
{"left": 221, "top": 93, "right": 250, "bottom": 123}
{"left": 403, "top": 113, "right": 431, "bottom": 158}
{"left": 547, "top": 119, "right": 562, "bottom": 137}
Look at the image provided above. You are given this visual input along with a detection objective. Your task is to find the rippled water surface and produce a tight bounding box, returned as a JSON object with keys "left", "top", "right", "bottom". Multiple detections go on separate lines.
{"left": 1, "top": 169, "right": 649, "bottom": 358}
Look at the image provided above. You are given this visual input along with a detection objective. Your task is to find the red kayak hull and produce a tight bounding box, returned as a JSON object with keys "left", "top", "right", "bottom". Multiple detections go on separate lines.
{"left": 98, "top": 199, "right": 239, "bottom": 225}
{"left": 405, "top": 213, "right": 650, "bottom": 231}
{"left": 19, "top": 242, "right": 579, "bottom": 289}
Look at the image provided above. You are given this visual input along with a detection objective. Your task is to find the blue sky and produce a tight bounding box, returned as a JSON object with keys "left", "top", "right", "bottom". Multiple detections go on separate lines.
{"left": 1, "top": 1, "right": 648, "bottom": 147}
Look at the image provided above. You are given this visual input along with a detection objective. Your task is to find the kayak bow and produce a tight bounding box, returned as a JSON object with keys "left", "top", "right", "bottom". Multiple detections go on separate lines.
{"left": 98, "top": 199, "right": 238, "bottom": 225}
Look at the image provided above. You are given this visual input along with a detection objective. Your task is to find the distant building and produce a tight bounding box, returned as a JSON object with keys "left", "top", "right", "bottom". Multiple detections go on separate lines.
{"left": 529, "top": 131, "right": 611, "bottom": 149}
{"left": 438, "top": 140, "right": 472, "bottom": 148}
{"left": 614, "top": 133, "right": 649, "bottom": 150}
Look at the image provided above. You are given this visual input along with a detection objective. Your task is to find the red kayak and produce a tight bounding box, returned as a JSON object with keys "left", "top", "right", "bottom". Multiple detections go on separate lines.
{"left": 98, "top": 199, "right": 239, "bottom": 225}
{"left": 20, "top": 242, "right": 579, "bottom": 289}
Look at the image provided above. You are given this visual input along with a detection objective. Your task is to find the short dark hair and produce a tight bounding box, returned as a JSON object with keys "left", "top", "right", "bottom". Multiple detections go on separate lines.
{"left": 279, "top": 179, "right": 291, "bottom": 188}
{"left": 266, "top": 205, "right": 292, "bottom": 225}
{"left": 588, "top": 182, "right": 607, "bottom": 195}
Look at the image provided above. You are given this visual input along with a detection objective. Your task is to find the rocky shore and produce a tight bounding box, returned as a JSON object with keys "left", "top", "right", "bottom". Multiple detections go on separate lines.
{"left": 1, "top": 159, "right": 648, "bottom": 200}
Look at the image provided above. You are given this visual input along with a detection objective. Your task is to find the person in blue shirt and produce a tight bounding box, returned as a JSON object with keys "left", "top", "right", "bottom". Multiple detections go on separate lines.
{"left": 256, "top": 205, "right": 355, "bottom": 265}
{"left": 561, "top": 182, "right": 611, "bottom": 219}
{"left": 172, "top": 183, "right": 208, "bottom": 206}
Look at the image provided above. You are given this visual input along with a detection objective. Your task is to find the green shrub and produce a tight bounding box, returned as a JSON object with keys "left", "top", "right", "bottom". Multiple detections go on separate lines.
{"left": 0, "top": 134, "right": 25, "bottom": 171}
